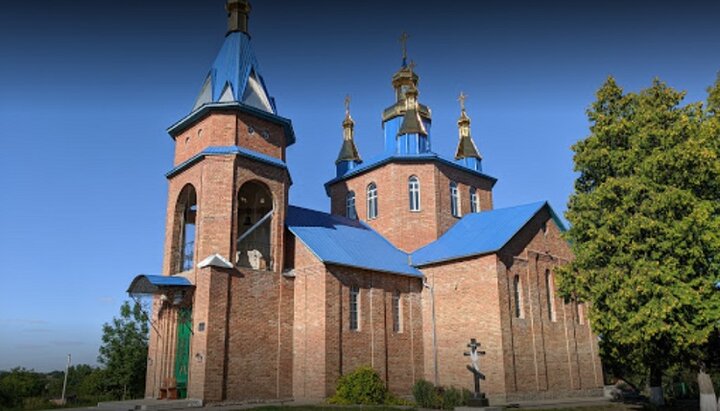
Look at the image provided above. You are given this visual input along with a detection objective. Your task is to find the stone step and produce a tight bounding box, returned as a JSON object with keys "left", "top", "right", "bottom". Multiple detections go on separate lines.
{"left": 96, "top": 399, "right": 202, "bottom": 411}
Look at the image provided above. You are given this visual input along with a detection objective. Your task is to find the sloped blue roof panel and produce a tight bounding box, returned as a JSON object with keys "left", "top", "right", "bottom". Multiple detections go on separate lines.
{"left": 206, "top": 32, "right": 276, "bottom": 113}
{"left": 127, "top": 274, "right": 193, "bottom": 294}
{"left": 412, "top": 201, "right": 552, "bottom": 266}
{"left": 287, "top": 206, "right": 422, "bottom": 277}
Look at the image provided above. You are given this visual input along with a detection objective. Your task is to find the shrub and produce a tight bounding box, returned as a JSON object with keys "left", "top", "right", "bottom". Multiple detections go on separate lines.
{"left": 329, "top": 366, "right": 388, "bottom": 405}
{"left": 412, "top": 379, "right": 470, "bottom": 409}
{"left": 439, "top": 386, "right": 464, "bottom": 410}
{"left": 412, "top": 379, "right": 438, "bottom": 408}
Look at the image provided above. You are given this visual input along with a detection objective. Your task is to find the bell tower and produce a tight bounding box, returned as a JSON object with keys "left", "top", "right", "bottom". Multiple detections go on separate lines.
{"left": 144, "top": 0, "right": 296, "bottom": 402}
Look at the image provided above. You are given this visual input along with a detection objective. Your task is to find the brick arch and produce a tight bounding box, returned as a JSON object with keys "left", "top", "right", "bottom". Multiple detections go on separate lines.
{"left": 171, "top": 183, "right": 198, "bottom": 274}
{"left": 236, "top": 179, "right": 275, "bottom": 270}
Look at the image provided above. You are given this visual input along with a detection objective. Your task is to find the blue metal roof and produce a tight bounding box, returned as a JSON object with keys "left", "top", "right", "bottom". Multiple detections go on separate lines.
{"left": 127, "top": 274, "right": 193, "bottom": 294}
{"left": 166, "top": 145, "right": 289, "bottom": 179}
{"left": 325, "top": 152, "right": 497, "bottom": 195}
{"left": 412, "top": 201, "right": 561, "bottom": 266}
{"left": 286, "top": 205, "right": 422, "bottom": 277}
{"left": 204, "top": 32, "right": 275, "bottom": 113}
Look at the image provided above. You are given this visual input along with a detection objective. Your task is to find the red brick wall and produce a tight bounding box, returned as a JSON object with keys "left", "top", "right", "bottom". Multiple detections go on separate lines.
{"left": 498, "top": 209, "right": 603, "bottom": 400}
{"left": 172, "top": 110, "right": 287, "bottom": 166}
{"left": 325, "top": 266, "right": 424, "bottom": 397}
{"left": 150, "top": 107, "right": 294, "bottom": 402}
{"left": 420, "top": 254, "right": 507, "bottom": 398}
{"left": 418, "top": 209, "right": 602, "bottom": 405}
{"left": 327, "top": 161, "right": 494, "bottom": 252}
{"left": 291, "top": 239, "right": 424, "bottom": 400}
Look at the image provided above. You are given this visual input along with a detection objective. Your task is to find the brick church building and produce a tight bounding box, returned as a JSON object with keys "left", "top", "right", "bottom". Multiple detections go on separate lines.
{"left": 127, "top": 0, "right": 603, "bottom": 405}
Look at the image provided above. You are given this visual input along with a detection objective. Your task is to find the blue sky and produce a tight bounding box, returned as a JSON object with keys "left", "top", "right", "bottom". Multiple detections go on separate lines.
{"left": 1, "top": 0, "right": 719, "bottom": 371}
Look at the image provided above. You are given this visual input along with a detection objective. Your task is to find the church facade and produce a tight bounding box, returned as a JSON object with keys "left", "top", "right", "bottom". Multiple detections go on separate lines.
{"left": 127, "top": 0, "right": 603, "bottom": 405}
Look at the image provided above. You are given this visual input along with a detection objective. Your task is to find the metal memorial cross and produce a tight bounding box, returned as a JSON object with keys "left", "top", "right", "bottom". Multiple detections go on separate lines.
{"left": 464, "top": 338, "right": 489, "bottom": 406}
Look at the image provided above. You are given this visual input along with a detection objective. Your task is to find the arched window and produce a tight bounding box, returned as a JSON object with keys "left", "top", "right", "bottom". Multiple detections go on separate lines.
{"left": 408, "top": 176, "right": 420, "bottom": 211}
{"left": 545, "top": 269, "right": 556, "bottom": 322}
{"left": 450, "top": 182, "right": 461, "bottom": 217}
{"left": 513, "top": 274, "right": 524, "bottom": 319}
{"left": 346, "top": 191, "right": 357, "bottom": 219}
{"left": 577, "top": 302, "right": 585, "bottom": 325}
{"left": 470, "top": 187, "right": 479, "bottom": 213}
{"left": 367, "top": 183, "right": 378, "bottom": 219}
{"left": 174, "top": 185, "right": 197, "bottom": 273}
{"left": 237, "top": 181, "right": 274, "bottom": 271}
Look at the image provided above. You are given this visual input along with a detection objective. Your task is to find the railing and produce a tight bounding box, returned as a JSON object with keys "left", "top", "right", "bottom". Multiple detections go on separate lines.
{"left": 181, "top": 241, "right": 194, "bottom": 272}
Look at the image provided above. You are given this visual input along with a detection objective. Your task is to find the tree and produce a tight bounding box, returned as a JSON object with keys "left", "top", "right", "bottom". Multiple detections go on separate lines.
{"left": 98, "top": 301, "right": 149, "bottom": 400}
{"left": 0, "top": 368, "right": 46, "bottom": 408}
{"left": 558, "top": 75, "right": 720, "bottom": 405}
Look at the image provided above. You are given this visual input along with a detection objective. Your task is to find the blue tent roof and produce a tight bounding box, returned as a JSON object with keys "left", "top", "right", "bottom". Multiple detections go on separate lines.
{"left": 412, "top": 201, "right": 562, "bottom": 266}
{"left": 196, "top": 32, "right": 276, "bottom": 113}
{"left": 286, "top": 206, "right": 422, "bottom": 277}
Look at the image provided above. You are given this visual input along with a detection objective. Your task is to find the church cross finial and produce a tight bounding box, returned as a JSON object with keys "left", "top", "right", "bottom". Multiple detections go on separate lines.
{"left": 408, "top": 60, "right": 417, "bottom": 75}
{"left": 459, "top": 91, "right": 467, "bottom": 112}
{"left": 344, "top": 94, "right": 351, "bottom": 116}
{"left": 399, "top": 32, "right": 410, "bottom": 63}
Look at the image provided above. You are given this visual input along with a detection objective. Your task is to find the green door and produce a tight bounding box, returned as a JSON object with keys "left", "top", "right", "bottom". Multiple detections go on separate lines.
{"left": 174, "top": 308, "right": 192, "bottom": 399}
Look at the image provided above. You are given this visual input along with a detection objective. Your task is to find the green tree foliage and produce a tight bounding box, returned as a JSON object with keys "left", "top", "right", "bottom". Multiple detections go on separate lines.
{"left": 98, "top": 301, "right": 149, "bottom": 400}
{"left": 0, "top": 368, "right": 46, "bottom": 409}
{"left": 559, "top": 75, "right": 720, "bottom": 401}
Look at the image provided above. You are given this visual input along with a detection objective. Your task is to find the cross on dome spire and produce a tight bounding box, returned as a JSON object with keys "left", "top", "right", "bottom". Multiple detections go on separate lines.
{"left": 399, "top": 32, "right": 410, "bottom": 66}
{"left": 455, "top": 91, "right": 481, "bottom": 161}
{"left": 336, "top": 94, "right": 362, "bottom": 167}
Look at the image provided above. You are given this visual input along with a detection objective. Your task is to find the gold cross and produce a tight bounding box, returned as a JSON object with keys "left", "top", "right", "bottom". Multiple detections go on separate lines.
{"left": 344, "top": 95, "right": 351, "bottom": 115}
{"left": 408, "top": 60, "right": 417, "bottom": 75}
{"left": 458, "top": 91, "right": 467, "bottom": 111}
{"left": 399, "top": 32, "right": 409, "bottom": 60}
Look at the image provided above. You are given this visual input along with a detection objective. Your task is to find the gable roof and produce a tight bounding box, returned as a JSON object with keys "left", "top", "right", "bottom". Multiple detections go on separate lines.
{"left": 411, "top": 201, "right": 565, "bottom": 266}
{"left": 286, "top": 205, "right": 422, "bottom": 277}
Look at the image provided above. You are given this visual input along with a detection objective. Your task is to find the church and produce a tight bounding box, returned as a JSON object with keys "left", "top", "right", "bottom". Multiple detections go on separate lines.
{"left": 126, "top": 0, "right": 603, "bottom": 405}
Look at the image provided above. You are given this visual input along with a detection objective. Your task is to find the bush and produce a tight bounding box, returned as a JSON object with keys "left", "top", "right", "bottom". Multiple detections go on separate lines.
{"left": 412, "top": 379, "right": 438, "bottom": 408}
{"left": 329, "top": 366, "right": 388, "bottom": 405}
{"left": 412, "top": 379, "right": 470, "bottom": 409}
{"left": 439, "top": 386, "right": 465, "bottom": 410}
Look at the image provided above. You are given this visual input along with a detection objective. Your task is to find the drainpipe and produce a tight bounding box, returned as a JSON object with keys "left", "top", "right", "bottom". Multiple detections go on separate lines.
{"left": 423, "top": 277, "right": 439, "bottom": 385}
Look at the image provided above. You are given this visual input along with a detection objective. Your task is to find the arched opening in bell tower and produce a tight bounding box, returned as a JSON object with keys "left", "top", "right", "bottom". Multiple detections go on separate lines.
{"left": 236, "top": 180, "right": 274, "bottom": 270}
{"left": 172, "top": 184, "right": 197, "bottom": 274}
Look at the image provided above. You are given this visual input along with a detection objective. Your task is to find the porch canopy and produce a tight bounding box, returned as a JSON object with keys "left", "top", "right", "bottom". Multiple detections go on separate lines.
{"left": 127, "top": 274, "right": 194, "bottom": 298}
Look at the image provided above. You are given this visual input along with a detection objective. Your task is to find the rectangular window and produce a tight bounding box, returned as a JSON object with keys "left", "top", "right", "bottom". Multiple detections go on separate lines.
{"left": 350, "top": 286, "right": 360, "bottom": 331}
{"left": 470, "top": 188, "right": 479, "bottom": 213}
{"left": 577, "top": 302, "right": 585, "bottom": 325}
{"left": 513, "top": 274, "right": 524, "bottom": 319}
{"left": 450, "top": 182, "right": 461, "bottom": 217}
{"left": 546, "top": 269, "right": 556, "bottom": 322}
{"left": 392, "top": 291, "right": 402, "bottom": 332}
